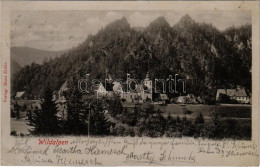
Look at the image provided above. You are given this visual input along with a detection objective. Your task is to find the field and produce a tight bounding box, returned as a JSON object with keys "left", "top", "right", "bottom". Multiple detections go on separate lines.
{"left": 10, "top": 100, "right": 252, "bottom": 137}
{"left": 154, "top": 104, "right": 251, "bottom": 118}
{"left": 11, "top": 118, "right": 33, "bottom": 135}
{"left": 138, "top": 103, "right": 251, "bottom": 139}
{"left": 12, "top": 100, "right": 252, "bottom": 118}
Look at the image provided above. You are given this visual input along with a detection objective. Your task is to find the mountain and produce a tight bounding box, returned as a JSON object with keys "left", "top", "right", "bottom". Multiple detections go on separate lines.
{"left": 11, "top": 46, "right": 65, "bottom": 67}
{"left": 11, "top": 58, "right": 21, "bottom": 76}
{"left": 174, "top": 14, "right": 196, "bottom": 28}
{"left": 11, "top": 15, "right": 252, "bottom": 101}
{"left": 146, "top": 16, "right": 171, "bottom": 33}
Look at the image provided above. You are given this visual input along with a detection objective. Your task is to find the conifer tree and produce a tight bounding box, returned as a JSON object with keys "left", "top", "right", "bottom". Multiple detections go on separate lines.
{"left": 63, "top": 76, "right": 88, "bottom": 135}
{"left": 14, "top": 101, "right": 21, "bottom": 119}
{"left": 29, "top": 88, "right": 60, "bottom": 135}
{"left": 88, "top": 99, "right": 113, "bottom": 136}
{"left": 195, "top": 112, "right": 205, "bottom": 124}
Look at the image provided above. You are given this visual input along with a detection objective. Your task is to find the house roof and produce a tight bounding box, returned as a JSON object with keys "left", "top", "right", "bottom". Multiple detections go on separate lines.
{"left": 58, "top": 80, "right": 68, "bottom": 95}
{"left": 217, "top": 89, "right": 247, "bottom": 97}
{"left": 160, "top": 94, "right": 169, "bottom": 100}
{"left": 144, "top": 72, "right": 150, "bottom": 80}
{"left": 177, "top": 96, "right": 186, "bottom": 100}
{"left": 112, "top": 84, "right": 122, "bottom": 92}
{"left": 15, "top": 91, "right": 25, "bottom": 98}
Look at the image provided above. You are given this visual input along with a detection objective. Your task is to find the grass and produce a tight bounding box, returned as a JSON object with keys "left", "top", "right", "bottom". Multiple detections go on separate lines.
{"left": 11, "top": 101, "right": 252, "bottom": 137}
{"left": 153, "top": 104, "right": 251, "bottom": 118}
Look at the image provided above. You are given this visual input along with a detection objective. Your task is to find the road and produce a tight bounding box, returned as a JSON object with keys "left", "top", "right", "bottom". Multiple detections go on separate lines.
{"left": 11, "top": 118, "right": 32, "bottom": 135}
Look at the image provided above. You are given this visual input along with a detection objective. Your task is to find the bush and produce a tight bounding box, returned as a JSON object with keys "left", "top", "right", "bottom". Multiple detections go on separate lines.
{"left": 166, "top": 131, "right": 183, "bottom": 138}
{"left": 22, "top": 104, "right": 27, "bottom": 111}
{"left": 183, "top": 109, "right": 192, "bottom": 115}
{"left": 114, "top": 124, "right": 135, "bottom": 136}
{"left": 218, "top": 93, "right": 239, "bottom": 104}
{"left": 194, "top": 112, "right": 205, "bottom": 124}
{"left": 10, "top": 130, "right": 18, "bottom": 136}
{"left": 108, "top": 97, "right": 123, "bottom": 117}
{"left": 114, "top": 124, "right": 126, "bottom": 136}
{"left": 11, "top": 109, "right": 16, "bottom": 118}
{"left": 201, "top": 88, "right": 216, "bottom": 105}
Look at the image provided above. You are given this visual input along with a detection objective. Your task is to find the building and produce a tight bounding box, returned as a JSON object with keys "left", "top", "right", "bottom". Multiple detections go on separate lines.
{"left": 113, "top": 73, "right": 153, "bottom": 103}
{"left": 136, "top": 84, "right": 152, "bottom": 102}
{"left": 15, "top": 91, "right": 26, "bottom": 100}
{"left": 112, "top": 81, "right": 124, "bottom": 95}
{"left": 174, "top": 94, "right": 198, "bottom": 104}
{"left": 88, "top": 73, "right": 153, "bottom": 103}
{"left": 141, "top": 73, "right": 153, "bottom": 101}
{"left": 153, "top": 93, "right": 169, "bottom": 104}
{"left": 96, "top": 82, "right": 114, "bottom": 98}
{"left": 143, "top": 73, "right": 152, "bottom": 93}
{"left": 160, "top": 94, "right": 169, "bottom": 102}
{"left": 216, "top": 88, "right": 249, "bottom": 103}
{"left": 176, "top": 96, "right": 186, "bottom": 104}
{"left": 185, "top": 94, "right": 197, "bottom": 104}
{"left": 120, "top": 83, "right": 141, "bottom": 103}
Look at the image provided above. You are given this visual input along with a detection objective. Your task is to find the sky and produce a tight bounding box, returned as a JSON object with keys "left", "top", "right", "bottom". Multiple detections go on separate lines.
{"left": 11, "top": 10, "right": 251, "bottom": 51}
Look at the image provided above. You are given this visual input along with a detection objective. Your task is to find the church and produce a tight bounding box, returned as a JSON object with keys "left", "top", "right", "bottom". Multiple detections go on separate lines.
{"left": 95, "top": 73, "right": 153, "bottom": 103}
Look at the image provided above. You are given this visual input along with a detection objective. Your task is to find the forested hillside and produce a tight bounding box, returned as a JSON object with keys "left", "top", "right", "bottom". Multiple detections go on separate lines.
{"left": 11, "top": 46, "right": 65, "bottom": 67}
{"left": 11, "top": 58, "right": 21, "bottom": 76}
{"left": 12, "top": 15, "right": 251, "bottom": 101}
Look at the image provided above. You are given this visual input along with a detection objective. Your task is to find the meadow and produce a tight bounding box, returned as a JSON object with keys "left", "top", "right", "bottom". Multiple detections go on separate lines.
{"left": 10, "top": 100, "right": 252, "bottom": 139}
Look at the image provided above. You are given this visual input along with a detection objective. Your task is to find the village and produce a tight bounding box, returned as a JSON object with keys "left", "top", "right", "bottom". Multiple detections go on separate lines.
{"left": 11, "top": 73, "right": 252, "bottom": 137}
{"left": 11, "top": 72, "right": 251, "bottom": 132}
{"left": 52, "top": 73, "right": 251, "bottom": 105}
{"left": 14, "top": 72, "right": 251, "bottom": 105}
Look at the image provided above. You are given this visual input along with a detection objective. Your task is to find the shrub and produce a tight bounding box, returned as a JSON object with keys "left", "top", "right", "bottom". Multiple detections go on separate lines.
{"left": 10, "top": 130, "right": 18, "bottom": 136}
{"left": 183, "top": 109, "right": 193, "bottom": 115}
{"left": 218, "top": 93, "right": 239, "bottom": 104}
{"left": 22, "top": 104, "right": 27, "bottom": 111}
{"left": 11, "top": 109, "right": 16, "bottom": 118}
{"left": 194, "top": 112, "right": 205, "bottom": 124}
{"left": 201, "top": 88, "right": 216, "bottom": 105}
{"left": 114, "top": 124, "right": 128, "bottom": 136}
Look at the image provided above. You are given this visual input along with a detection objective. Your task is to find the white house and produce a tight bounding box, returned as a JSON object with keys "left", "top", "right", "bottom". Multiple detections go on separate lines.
{"left": 176, "top": 96, "right": 186, "bottom": 104}
{"left": 15, "top": 91, "right": 26, "bottom": 100}
{"left": 216, "top": 88, "right": 249, "bottom": 103}
{"left": 160, "top": 94, "right": 169, "bottom": 101}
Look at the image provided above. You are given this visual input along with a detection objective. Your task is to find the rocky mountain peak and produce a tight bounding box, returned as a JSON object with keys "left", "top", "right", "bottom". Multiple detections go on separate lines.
{"left": 149, "top": 16, "right": 170, "bottom": 28}
{"left": 104, "top": 17, "right": 131, "bottom": 31}
{"left": 177, "top": 14, "right": 196, "bottom": 27}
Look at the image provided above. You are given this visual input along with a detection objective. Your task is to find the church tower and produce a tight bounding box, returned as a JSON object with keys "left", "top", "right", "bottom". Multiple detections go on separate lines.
{"left": 144, "top": 72, "right": 152, "bottom": 93}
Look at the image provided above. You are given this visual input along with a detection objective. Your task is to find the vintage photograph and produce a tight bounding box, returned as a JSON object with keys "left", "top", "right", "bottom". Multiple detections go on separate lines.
{"left": 10, "top": 10, "right": 252, "bottom": 139}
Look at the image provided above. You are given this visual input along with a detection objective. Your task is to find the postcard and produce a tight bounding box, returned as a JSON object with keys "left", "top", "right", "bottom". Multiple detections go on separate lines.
{"left": 1, "top": 1, "right": 259, "bottom": 166}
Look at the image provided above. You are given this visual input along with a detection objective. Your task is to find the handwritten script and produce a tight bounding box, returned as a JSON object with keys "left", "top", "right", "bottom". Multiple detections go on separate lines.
{"left": 5, "top": 137, "right": 259, "bottom": 165}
